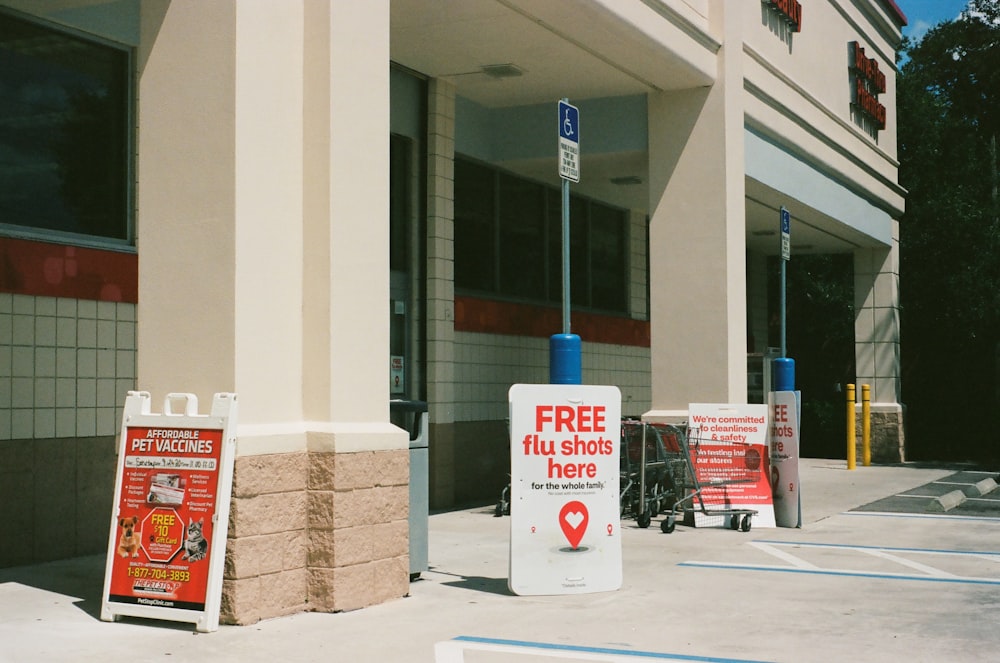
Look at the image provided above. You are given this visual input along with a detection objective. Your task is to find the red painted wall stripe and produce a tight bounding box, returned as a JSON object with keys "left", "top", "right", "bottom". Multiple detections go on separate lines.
{"left": 0, "top": 237, "right": 138, "bottom": 303}
{"left": 455, "top": 295, "right": 650, "bottom": 348}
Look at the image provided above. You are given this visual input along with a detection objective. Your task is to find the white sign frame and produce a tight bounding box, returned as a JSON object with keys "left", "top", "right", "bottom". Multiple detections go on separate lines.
{"left": 558, "top": 100, "right": 580, "bottom": 182}
{"left": 101, "top": 391, "right": 238, "bottom": 632}
{"left": 780, "top": 206, "right": 791, "bottom": 261}
{"left": 769, "top": 390, "right": 802, "bottom": 527}
{"left": 508, "top": 384, "right": 621, "bottom": 595}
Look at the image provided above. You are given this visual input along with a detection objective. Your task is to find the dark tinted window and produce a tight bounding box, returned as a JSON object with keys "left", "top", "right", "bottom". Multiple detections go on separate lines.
{"left": 389, "top": 134, "right": 410, "bottom": 271}
{"left": 0, "top": 11, "right": 130, "bottom": 243}
{"left": 455, "top": 159, "right": 496, "bottom": 292}
{"left": 457, "top": 157, "right": 627, "bottom": 314}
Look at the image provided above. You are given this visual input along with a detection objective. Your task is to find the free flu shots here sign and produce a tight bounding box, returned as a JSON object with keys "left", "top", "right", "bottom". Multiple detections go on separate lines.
{"left": 508, "top": 384, "right": 621, "bottom": 596}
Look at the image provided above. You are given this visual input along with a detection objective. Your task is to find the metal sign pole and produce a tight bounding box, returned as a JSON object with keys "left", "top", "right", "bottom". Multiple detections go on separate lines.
{"left": 775, "top": 206, "right": 794, "bottom": 391}
{"left": 780, "top": 258, "right": 787, "bottom": 358}
{"left": 562, "top": 175, "right": 570, "bottom": 335}
{"left": 551, "top": 98, "right": 581, "bottom": 384}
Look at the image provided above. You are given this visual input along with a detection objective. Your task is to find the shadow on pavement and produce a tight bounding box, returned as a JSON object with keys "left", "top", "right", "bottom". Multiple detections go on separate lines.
{"left": 0, "top": 553, "right": 105, "bottom": 620}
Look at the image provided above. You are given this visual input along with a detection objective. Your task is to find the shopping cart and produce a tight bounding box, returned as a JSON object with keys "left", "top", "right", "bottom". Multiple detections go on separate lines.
{"left": 657, "top": 424, "right": 758, "bottom": 534}
{"left": 620, "top": 420, "right": 677, "bottom": 528}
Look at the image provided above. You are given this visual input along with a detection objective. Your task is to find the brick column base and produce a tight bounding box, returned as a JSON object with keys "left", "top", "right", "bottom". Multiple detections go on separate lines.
{"left": 854, "top": 405, "right": 905, "bottom": 464}
{"left": 220, "top": 447, "right": 409, "bottom": 624}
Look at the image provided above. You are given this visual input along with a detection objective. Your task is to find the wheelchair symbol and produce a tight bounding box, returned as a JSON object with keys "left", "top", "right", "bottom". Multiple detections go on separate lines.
{"left": 563, "top": 109, "right": 575, "bottom": 137}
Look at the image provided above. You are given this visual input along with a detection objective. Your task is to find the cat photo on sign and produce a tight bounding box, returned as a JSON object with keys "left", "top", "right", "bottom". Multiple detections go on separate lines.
{"left": 182, "top": 517, "right": 209, "bottom": 562}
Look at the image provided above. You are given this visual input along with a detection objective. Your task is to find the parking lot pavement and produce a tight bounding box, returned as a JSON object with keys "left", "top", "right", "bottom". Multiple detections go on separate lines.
{"left": 2, "top": 458, "right": 999, "bottom": 663}
{"left": 852, "top": 469, "right": 1000, "bottom": 517}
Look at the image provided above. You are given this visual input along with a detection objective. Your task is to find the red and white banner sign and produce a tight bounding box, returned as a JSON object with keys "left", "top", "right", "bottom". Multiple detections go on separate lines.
{"left": 688, "top": 404, "right": 775, "bottom": 528}
{"left": 106, "top": 425, "right": 223, "bottom": 610}
{"left": 102, "top": 392, "right": 237, "bottom": 632}
{"left": 769, "top": 391, "right": 801, "bottom": 527}
{"left": 508, "top": 384, "right": 622, "bottom": 596}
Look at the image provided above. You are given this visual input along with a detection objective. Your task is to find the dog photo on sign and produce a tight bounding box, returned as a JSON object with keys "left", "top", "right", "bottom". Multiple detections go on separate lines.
{"left": 117, "top": 515, "right": 140, "bottom": 558}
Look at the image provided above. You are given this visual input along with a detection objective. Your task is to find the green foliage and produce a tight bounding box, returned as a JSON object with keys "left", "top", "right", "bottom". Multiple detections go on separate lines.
{"left": 898, "top": 1, "right": 1000, "bottom": 461}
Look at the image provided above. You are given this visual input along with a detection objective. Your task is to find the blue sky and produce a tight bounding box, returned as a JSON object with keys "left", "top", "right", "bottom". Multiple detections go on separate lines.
{"left": 899, "top": 0, "right": 972, "bottom": 42}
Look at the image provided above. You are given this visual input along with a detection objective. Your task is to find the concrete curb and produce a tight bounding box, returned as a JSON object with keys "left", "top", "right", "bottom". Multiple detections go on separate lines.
{"left": 927, "top": 489, "right": 966, "bottom": 512}
{"left": 963, "top": 478, "right": 998, "bottom": 497}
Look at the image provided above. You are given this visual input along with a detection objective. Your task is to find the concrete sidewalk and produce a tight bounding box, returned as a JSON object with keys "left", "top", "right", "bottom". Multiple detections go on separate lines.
{"left": 3, "top": 459, "right": 999, "bottom": 663}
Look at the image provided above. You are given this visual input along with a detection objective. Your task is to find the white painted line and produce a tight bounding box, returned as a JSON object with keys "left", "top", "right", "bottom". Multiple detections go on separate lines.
{"left": 747, "top": 541, "right": 819, "bottom": 569}
{"left": 856, "top": 548, "right": 956, "bottom": 577}
{"left": 845, "top": 511, "right": 1000, "bottom": 522}
{"left": 680, "top": 539, "right": 1000, "bottom": 586}
{"left": 965, "top": 478, "right": 998, "bottom": 497}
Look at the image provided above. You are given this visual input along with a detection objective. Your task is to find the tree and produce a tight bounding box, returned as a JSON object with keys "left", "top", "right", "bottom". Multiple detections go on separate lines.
{"left": 770, "top": 254, "right": 854, "bottom": 459}
{"left": 898, "top": 1, "right": 1000, "bottom": 462}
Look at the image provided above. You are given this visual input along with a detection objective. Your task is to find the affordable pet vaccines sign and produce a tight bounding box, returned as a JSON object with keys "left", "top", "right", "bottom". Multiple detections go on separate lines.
{"left": 102, "top": 392, "right": 237, "bottom": 632}
{"left": 508, "top": 384, "right": 621, "bottom": 595}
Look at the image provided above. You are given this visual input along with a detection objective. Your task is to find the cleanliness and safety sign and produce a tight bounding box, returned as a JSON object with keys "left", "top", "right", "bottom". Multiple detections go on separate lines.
{"left": 686, "top": 403, "right": 775, "bottom": 528}
{"left": 508, "top": 384, "right": 621, "bottom": 595}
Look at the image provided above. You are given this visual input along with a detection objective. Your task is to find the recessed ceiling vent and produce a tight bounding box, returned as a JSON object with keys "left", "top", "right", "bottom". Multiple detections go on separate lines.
{"left": 481, "top": 63, "right": 524, "bottom": 79}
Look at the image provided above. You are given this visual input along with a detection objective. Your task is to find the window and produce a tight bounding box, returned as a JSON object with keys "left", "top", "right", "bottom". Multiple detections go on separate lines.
{"left": 389, "top": 134, "right": 411, "bottom": 272}
{"left": 589, "top": 203, "right": 627, "bottom": 311}
{"left": 498, "top": 173, "right": 544, "bottom": 298}
{"left": 455, "top": 159, "right": 496, "bottom": 293}
{"left": 0, "top": 10, "right": 131, "bottom": 244}
{"left": 455, "top": 157, "right": 628, "bottom": 314}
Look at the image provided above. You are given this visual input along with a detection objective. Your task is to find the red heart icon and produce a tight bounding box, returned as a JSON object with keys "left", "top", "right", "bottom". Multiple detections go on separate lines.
{"left": 559, "top": 500, "right": 589, "bottom": 549}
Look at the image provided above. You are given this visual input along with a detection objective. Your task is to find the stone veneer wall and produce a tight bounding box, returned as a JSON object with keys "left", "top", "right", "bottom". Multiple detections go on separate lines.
{"left": 221, "top": 448, "right": 409, "bottom": 624}
{"left": 853, "top": 407, "right": 905, "bottom": 464}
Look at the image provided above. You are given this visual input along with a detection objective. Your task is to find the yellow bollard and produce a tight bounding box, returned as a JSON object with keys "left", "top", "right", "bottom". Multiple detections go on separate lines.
{"left": 846, "top": 383, "right": 856, "bottom": 470}
{"left": 862, "top": 384, "right": 871, "bottom": 467}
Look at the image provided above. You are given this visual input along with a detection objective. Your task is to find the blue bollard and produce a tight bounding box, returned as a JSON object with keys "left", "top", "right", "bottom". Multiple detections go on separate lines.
{"left": 773, "top": 357, "right": 795, "bottom": 392}
{"left": 550, "top": 334, "right": 582, "bottom": 384}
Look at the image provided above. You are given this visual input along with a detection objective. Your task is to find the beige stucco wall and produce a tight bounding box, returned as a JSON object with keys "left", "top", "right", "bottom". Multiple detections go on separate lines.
{"left": 646, "top": 0, "right": 747, "bottom": 413}
{"left": 743, "top": 0, "right": 904, "bottom": 215}
{"left": 137, "top": 0, "right": 408, "bottom": 622}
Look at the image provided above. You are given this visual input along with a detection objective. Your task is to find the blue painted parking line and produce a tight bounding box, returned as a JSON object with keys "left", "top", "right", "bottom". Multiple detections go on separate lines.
{"left": 752, "top": 539, "right": 1000, "bottom": 558}
{"left": 681, "top": 538, "right": 1000, "bottom": 586}
{"left": 435, "top": 636, "right": 774, "bottom": 662}
{"left": 678, "top": 561, "right": 1000, "bottom": 585}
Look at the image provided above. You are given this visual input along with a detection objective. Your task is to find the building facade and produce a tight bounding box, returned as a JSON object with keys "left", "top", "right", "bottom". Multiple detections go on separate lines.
{"left": 0, "top": 0, "right": 905, "bottom": 623}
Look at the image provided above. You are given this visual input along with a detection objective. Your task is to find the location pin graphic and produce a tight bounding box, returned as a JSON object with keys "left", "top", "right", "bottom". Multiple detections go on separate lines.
{"left": 559, "top": 500, "right": 589, "bottom": 549}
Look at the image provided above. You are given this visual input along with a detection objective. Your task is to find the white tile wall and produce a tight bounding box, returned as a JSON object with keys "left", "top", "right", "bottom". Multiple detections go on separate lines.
{"left": 452, "top": 331, "right": 652, "bottom": 422}
{"left": 0, "top": 293, "right": 136, "bottom": 440}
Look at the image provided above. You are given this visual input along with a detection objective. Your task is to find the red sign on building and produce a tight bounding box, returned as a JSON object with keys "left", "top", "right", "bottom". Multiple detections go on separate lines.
{"left": 102, "top": 392, "right": 237, "bottom": 632}
{"left": 768, "top": 0, "right": 802, "bottom": 32}
{"left": 851, "top": 41, "right": 887, "bottom": 131}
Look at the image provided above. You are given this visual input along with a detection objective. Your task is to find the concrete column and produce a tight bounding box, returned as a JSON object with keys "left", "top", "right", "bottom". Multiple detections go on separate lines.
{"left": 137, "top": 0, "right": 239, "bottom": 404}
{"left": 301, "top": 0, "right": 409, "bottom": 614}
{"left": 853, "top": 220, "right": 904, "bottom": 461}
{"left": 646, "top": 1, "right": 746, "bottom": 417}
{"left": 138, "top": 0, "right": 313, "bottom": 624}
{"left": 138, "top": 0, "right": 407, "bottom": 623}
{"left": 425, "top": 79, "right": 457, "bottom": 508}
